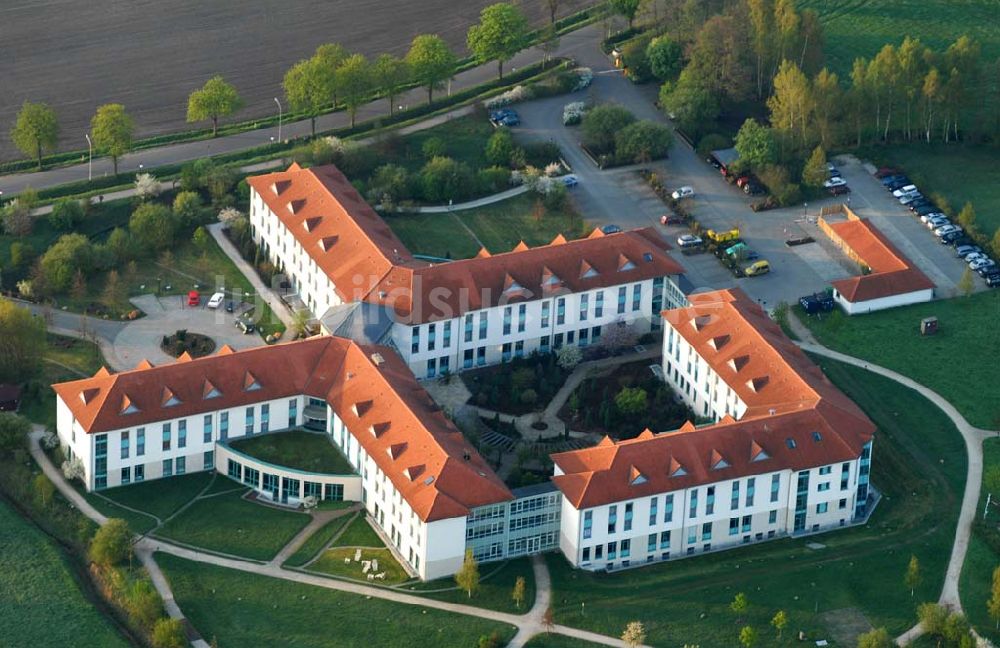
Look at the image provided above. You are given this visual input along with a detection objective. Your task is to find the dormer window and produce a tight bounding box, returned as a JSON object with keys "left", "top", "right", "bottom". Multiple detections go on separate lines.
{"left": 162, "top": 387, "right": 181, "bottom": 407}
{"left": 243, "top": 371, "right": 262, "bottom": 392}
{"left": 618, "top": 254, "right": 636, "bottom": 272}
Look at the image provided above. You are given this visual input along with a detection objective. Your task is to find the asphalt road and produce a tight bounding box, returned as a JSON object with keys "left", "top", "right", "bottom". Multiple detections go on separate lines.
{"left": 0, "top": 0, "right": 592, "bottom": 162}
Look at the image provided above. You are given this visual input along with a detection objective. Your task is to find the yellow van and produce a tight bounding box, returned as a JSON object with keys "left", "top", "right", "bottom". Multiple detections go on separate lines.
{"left": 744, "top": 260, "right": 770, "bottom": 277}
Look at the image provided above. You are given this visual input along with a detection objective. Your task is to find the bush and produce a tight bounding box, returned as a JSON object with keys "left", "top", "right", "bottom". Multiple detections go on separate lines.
{"left": 477, "top": 166, "right": 511, "bottom": 194}
{"left": 0, "top": 413, "right": 31, "bottom": 456}
{"left": 172, "top": 191, "right": 203, "bottom": 226}
{"left": 557, "top": 345, "right": 583, "bottom": 369}
{"left": 615, "top": 120, "right": 673, "bottom": 164}
{"left": 520, "top": 389, "right": 538, "bottom": 406}
{"left": 49, "top": 198, "right": 85, "bottom": 231}
{"left": 757, "top": 164, "right": 801, "bottom": 206}
{"left": 485, "top": 129, "right": 515, "bottom": 167}
{"left": 310, "top": 137, "right": 336, "bottom": 165}
{"left": 2, "top": 200, "right": 33, "bottom": 236}
{"left": 621, "top": 37, "right": 652, "bottom": 82}
{"left": 581, "top": 104, "right": 636, "bottom": 155}
{"left": 40, "top": 233, "right": 94, "bottom": 293}
{"left": 542, "top": 182, "right": 568, "bottom": 211}
{"left": 421, "top": 137, "right": 447, "bottom": 160}
{"left": 88, "top": 518, "right": 132, "bottom": 567}
{"left": 368, "top": 164, "right": 412, "bottom": 208}
{"left": 522, "top": 141, "right": 562, "bottom": 168}
{"left": 337, "top": 143, "right": 378, "bottom": 178}
{"left": 563, "top": 101, "right": 586, "bottom": 126}
{"left": 129, "top": 203, "right": 176, "bottom": 251}
{"left": 420, "top": 156, "right": 476, "bottom": 203}
{"left": 151, "top": 618, "right": 185, "bottom": 648}
{"left": 9, "top": 241, "right": 36, "bottom": 270}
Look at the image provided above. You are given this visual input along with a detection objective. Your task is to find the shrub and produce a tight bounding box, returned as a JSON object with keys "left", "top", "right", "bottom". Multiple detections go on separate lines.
{"left": 582, "top": 105, "right": 636, "bottom": 155}
{"left": 9, "top": 241, "right": 36, "bottom": 269}
{"left": 483, "top": 85, "right": 533, "bottom": 110}
{"left": 542, "top": 182, "right": 568, "bottom": 210}
{"left": 129, "top": 203, "right": 176, "bottom": 251}
{"left": 368, "top": 164, "right": 412, "bottom": 208}
{"left": 621, "top": 37, "right": 652, "bottom": 82}
{"left": 615, "top": 387, "right": 648, "bottom": 417}
{"left": 758, "top": 164, "right": 801, "bottom": 206}
{"left": 88, "top": 518, "right": 132, "bottom": 567}
{"left": 105, "top": 228, "right": 135, "bottom": 264}
{"left": 572, "top": 67, "right": 593, "bottom": 91}
{"left": 125, "top": 579, "right": 162, "bottom": 629}
{"left": 337, "top": 143, "right": 377, "bottom": 178}
{"left": 420, "top": 157, "right": 476, "bottom": 203}
{"left": 421, "top": 137, "right": 447, "bottom": 160}
{"left": 520, "top": 389, "right": 538, "bottom": 406}
{"left": 485, "top": 129, "right": 515, "bottom": 167}
{"left": 0, "top": 413, "right": 31, "bottom": 456}
{"left": 172, "top": 191, "right": 203, "bottom": 226}
{"left": 151, "top": 618, "right": 185, "bottom": 648}
{"left": 217, "top": 207, "right": 246, "bottom": 228}
{"left": 563, "top": 101, "right": 586, "bottom": 126}
{"left": 40, "top": 233, "right": 94, "bottom": 293}
{"left": 557, "top": 345, "right": 583, "bottom": 369}
{"left": 2, "top": 200, "right": 33, "bottom": 236}
{"left": 615, "top": 120, "right": 673, "bottom": 164}
{"left": 522, "top": 141, "right": 562, "bottom": 168}
{"left": 477, "top": 166, "right": 511, "bottom": 194}
{"left": 49, "top": 198, "right": 85, "bottom": 231}
{"left": 310, "top": 137, "right": 336, "bottom": 165}
{"left": 134, "top": 173, "right": 162, "bottom": 200}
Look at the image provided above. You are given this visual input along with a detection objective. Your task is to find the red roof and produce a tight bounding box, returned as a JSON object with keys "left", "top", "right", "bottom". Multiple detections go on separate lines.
{"left": 827, "top": 219, "right": 934, "bottom": 302}
{"left": 248, "top": 164, "right": 684, "bottom": 324}
{"left": 551, "top": 288, "right": 875, "bottom": 510}
{"left": 52, "top": 337, "right": 512, "bottom": 522}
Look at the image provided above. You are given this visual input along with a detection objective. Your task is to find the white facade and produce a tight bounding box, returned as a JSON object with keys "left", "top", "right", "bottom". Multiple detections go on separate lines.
{"left": 833, "top": 287, "right": 934, "bottom": 315}
{"left": 661, "top": 324, "right": 748, "bottom": 422}
{"left": 558, "top": 459, "right": 865, "bottom": 571}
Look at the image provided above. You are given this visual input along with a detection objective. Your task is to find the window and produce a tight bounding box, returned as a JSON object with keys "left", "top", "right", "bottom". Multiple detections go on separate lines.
{"left": 135, "top": 465, "right": 145, "bottom": 482}
{"left": 161, "top": 423, "right": 171, "bottom": 451}
{"left": 411, "top": 326, "right": 420, "bottom": 353}
{"left": 176, "top": 456, "right": 186, "bottom": 475}
{"left": 592, "top": 325, "right": 602, "bottom": 342}
{"left": 203, "top": 414, "right": 213, "bottom": 443}
{"left": 839, "top": 498, "right": 847, "bottom": 510}
{"left": 818, "top": 482, "right": 831, "bottom": 492}
{"left": 579, "top": 328, "right": 589, "bottom": 346}
{"left": 621, "top": 538, "right": 631, "bottom": 558}
{"left": 595, "top": 545, "right": 603, "bottom": 560}
{"left": 729, "top": 517, "right": 738, "bottom": 535}
{"left": 541, "top": 302, "right": 550, "bottom": 328}
{"left": 204, "top": 451, "right": 214, "bottom": 470}
{"left": 665, "top": 494, "right": 674, "bottom": 523}
{"left": 631, "top": 284, "right": 642, "bottom": 311}
{"left": 477, "top": 347, "right": 486, "bottom": 366}
{"left": 503, "top": 306, "right": 512, "bottom": 335}
{"left": 687, "top": 529, "right": 696, "bottom": 544}
{"left": 464, "top": 314, "right": 474, "bottom": 342}
{"left": 706, "top": 486, "right": 715, "bottom": 515}
{"left": 514, "top": 341, "right": 524, "bottom": 358}
{"left": 583, "top": 511, "right": 593, "bottom": 539}
{"left": 768, "top": 510, "right": 777, "bottom": 524}
{"left": 162, "top": 458, "right": 173, "bottom": 477}
{"left": 426, "top": 359, "right": 436, "bottom": 379}
{"left": 660, "top": 530, "right": 670, "bottom": 548}
{"left": 245, "top": 406, "right": 255, "bottom": 434}
{"left": 648, "top": 497, "right": 658, "bottom": 526}
{"left": 742, "top": 514, "right": 751, "bottom": 533}
{"left": 731, "top": 481, "right": 740, "bottom": 510}
{"left": 464, "top": 349, "right": 474, "bottom": 369}
{"left": 556, "top": 298, "right": 565, "bottom": 325}
{"left": 502, "top": 342, "right": 512, "bottom": 362}
{"left": 595, "top": 291, "right": 604, "bottom": 318}
{"left": 324, "top": 484, "right": 344, "bottom": 501}
{"left": 479, "top": 312, "right": 488, "bottom": 340}
{"left": 121, "top": 467, "right": 131, "bottom": 485}
{"left": 816, "top": 502, "right": 829, "bottom": 514}
{"left": 648, "top": 533, "right": 657, "bottom": 552}
{"left": 770, "top": 474, "right": 780, "bottom": 503}
{"left": 579, "top": 294, "right": 588, "bottom": 321}
{"left": 617, "top": 286, "right": 627, "bottom": 314}
{"left": 440, "top": 356, "right": 450, "bottom": 373}
{"left": 689, "top": 490, "right": 698, "bottom": 519}
{"left": 120, "top": 431, "right": 129, "bottom": 459}
{"left": 624, "top": 503, "right": 633, "bottom": 531}
{"left": 701, "top": 522, "right": 712, "bottom": 541}
{"left": 220, "top": 412, "right": 229, "bottom": 439}
{"left": 136, "top": 427, "right": 145, "bottom": 456}
{"left": 607, "top": 541, "right": 617, "bottom": 560}
{"left": 518, "top": 304, "right": 526, "bottom": 333}
{"left": 745, "top": 477, "right": 756, "bottom": 507}
{"left": 840, "top": 462, "right": 850, "bottom": 490}
{"left": 443, "top": 321, "right": 451, "bottom": 349}
{"left": 540, "top": 335, "right": 551, "bottom": 352}
{"left": 428, "top": 323, "right": 436, "bottom": 351}
{"left": 582, "top": 547, "right": 591, "bottom": 563}
{"left": 608, "top": 505, "right": 618, "bottom": 534}
{"left": 178, "top": 420, "right": 187, "bottom": 448}
{"left": 819, "top": 465, "right": 832, "bottom": 475}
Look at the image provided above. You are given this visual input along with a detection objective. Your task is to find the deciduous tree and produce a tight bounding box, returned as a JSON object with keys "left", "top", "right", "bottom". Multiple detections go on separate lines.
{"left": 0, "top": 412, "right": 32, "bottom": 456}
{"left": 730, "top": 592, "right": 749, "bottom": 619}
{"left": 987, "top": 566, "right": 1000, "bottom": 629}
{"left": 581, "top": 104, "right": 636, "bottom": 154}
{"left": 802, "top": 145, "right": 828, "bottom": 187}
{"left": 283, "top": 56, "right": 335, "bottom": 136}
{"left": 622, "top": 621, "right": 646, "bottom": 648}
{"left": 335, "top": 54, "right": 372, "bottom": 127}
{"left": 904, "top": 554, "right": 921, "bottom": 597}
{"left": 957, "top": 202, "right": 977, "bottom": 230}
{"left": 372, "top": 54, "right": 409, "bottom": 116}
{"left": 49, "top": 198, "right": 85, "bottom": 231}
{"left": 856, "top": 627, "right": 893, "bottom": 648}
{"left": 771, "top": 610, "right": 788, "bottom": 640}
{"left": 811, "top": 68, "right": 844, "bottom": 147}
{"left": 768, "top": 59, "right": 813, "bottom": 148}
{"left": 89, "top": 518, "right": 132, "bottom": 567}
{"left": 90, "top": 104, "right": 134, "bottom": 175}
{"left": 129, "top": 203, "right": 176, "bottom": 252}
{"left": 958, "top": 267, "right": 975, "bottom": 298}
{"left": 615, "top": 120, "right": 673, "bottom": 163}
{"left": 406, "top": 35, "right": 457, "bottom": 104}
{"left": 739, "top": 625, "right": 757, "bottom": 648}
{"left": 609, "top": 0, "right": 641, "bottom": 28}
{"left": 455, "top": 548, "right": 480, "bottom": 598}
{"left": 11, "top": 101, "right": 59, "bottom": 170}
{"left": 33, "top": 473, "right": 55, "bottom": 508}
{"left": 647, "top": 36, "right": 683, "bottom": 81}
{"left": 186, "top": 76, "right": 243, "bottom": 137}
{"left": 467, "top": 3, "right": 529, "bottom": 80}
{"left": 40, "top": 234, "right": 94, "bottom": 293}
{"left": 734, "top": 118, "right": 776, "bottom": 168}
{"left": 512, "top": 575, "right": 526, "bottom": 609}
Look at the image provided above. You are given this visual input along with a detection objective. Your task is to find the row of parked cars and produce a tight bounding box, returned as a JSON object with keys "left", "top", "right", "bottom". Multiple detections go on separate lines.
{"left": 823, "top": 163, "right": 852, "bottom": 196}
{"left": 877, "top": 168, "right": 1000, "bottom": 287}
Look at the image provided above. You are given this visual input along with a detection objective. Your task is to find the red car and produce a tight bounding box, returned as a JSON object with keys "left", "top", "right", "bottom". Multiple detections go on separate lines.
{"left": 187, "top": 290, "right": 200, "bottom": 307}
{"left": 828, "top": 184, "right": 852, "bottom": 196}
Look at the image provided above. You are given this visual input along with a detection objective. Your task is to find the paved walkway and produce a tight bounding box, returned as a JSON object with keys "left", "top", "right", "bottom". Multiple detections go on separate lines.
{"left": 268, "top": 505, "right": 360, "bottom": 567}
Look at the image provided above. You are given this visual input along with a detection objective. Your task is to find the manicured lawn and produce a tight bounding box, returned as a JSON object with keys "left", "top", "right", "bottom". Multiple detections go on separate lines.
{"left": 100, "top": 472, "right": 213, "bottom": 521}
{"left": 229, "top": 431, "right": 355, "bottom": 475}
{"left": 284, "top": 512, "right": 356, "bottom": 567}
{"left": 78, "top": 490, "right": 159, "bottom": 535}
{"left": 384, "top": 193, "right": 586, "bottom": 260}
{"left": 331, "top": 515, "right": 384, "bottom": 548}
{"left": 156, "top": 553, "right": 517, "bottom": 647}
{"left": 408, "top": 557, "right": 537, "bottom": 614}
{"left": 524, "top": 634, "right": 607, "bottom": 648}
{"left": 155, "top": 491, "right": 309, "bottom": 561}
{"left": 20, "top": 334, "right": 105, "bottom": 429}
{"left": 960, "top": 437, "right": 1000, "bottom": 643}
{"left": 799, "top": 0, "right": 1000, "bottom": 78}
{"left": 861, "top": 143, "right": 1000, "bottom": 238}
{"left": 0, "top": 500, "right": 129, "bottom": 648}
{"left": 309, "top": 547, "right": 411, "bottom": 585}
{"left": 394, "top": 114, "right": 494, "bottom": 174}
{"left": 799, "top": 290, "right": 1000, "bottom": 428}
{"left": 546, "top": 359, "right": 966, "bottom": 646}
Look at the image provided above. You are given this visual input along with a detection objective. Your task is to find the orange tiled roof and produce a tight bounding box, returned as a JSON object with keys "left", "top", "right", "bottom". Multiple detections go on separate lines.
{"left": 52, "top": 337, "right": 512, "bottom": 522}
{"left": 249, "top": 164, "right": 684, "bottom": 324}
{"left": 551, "top": 288, "right": 875, "bottom": 509}
{"left": 827, "top": 219, "right": 934, "bottom": 302}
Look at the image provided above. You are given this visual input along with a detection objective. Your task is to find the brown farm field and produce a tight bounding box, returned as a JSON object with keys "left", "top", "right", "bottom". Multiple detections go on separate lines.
{"left": 0, "top": 0, "right": 593, "bottom": 160}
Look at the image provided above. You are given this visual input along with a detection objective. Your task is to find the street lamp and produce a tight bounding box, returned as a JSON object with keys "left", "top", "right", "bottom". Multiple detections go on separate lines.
{"left": 85, "top": 134, "right": 93, "bottom": 181}
{"left": 274, "top": 97, "right": 283, "bottom": 143}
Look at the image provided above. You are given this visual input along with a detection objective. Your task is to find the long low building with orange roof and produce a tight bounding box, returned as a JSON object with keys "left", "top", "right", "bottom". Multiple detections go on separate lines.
{"left": 247, "top": 163, "right": 687, "bottom": 378}
{"left": 550, "top": 288, "right": 875, "bottom": 571}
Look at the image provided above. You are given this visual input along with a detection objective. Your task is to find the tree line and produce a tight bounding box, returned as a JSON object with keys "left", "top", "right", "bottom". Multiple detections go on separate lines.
{"left": 8, "top": 2, "right": 549, "bottom": 172}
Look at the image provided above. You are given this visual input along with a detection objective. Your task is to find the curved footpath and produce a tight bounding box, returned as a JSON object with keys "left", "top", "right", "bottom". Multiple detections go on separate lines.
{"left": 28, "top": 332, "right": 995, "bottom": 647}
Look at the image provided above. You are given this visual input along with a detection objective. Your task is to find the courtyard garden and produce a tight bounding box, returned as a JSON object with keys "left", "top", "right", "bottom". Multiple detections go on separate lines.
{"left": 301, "top": 515, "right": 410, "bottom": 584}
{"left": 462, "top": 352, "right": 571, "bottom": 416}
{"left": 283, "top": 511, "right": 356, "bottom": 568}
{"left": 559, "top": 360, "right": 694, "bottom": 439}
{"left": 798, "top": 290, "right": 1000, "bottom": 428}
{"left": 156, "top": 553, "right": 518, "bottom": 647}
{"left": 545, "top": 358, "right": 966, "bottom": 646}
{"left": 229, "top": 430, "right": 355, "bottom": 475}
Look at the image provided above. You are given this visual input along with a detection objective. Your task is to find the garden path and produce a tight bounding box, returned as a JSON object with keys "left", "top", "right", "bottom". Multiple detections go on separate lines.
{"left": 269, "top": 504, "right": 361, "bottom": 567}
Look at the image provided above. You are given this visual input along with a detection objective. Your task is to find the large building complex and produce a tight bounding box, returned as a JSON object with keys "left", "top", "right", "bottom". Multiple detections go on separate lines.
{"left": 52, "top": 165, "right": 877, "bottom": 581}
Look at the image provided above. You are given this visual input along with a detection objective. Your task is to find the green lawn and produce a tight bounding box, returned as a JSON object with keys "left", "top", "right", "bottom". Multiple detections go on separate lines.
{"left": 523, "top": 634, "right": 608, "bottom": 648}
{"left": 309, "top": 547, "right": 411, "bottom": 585}
{"left": 407, "top": 558, "right": 537, "bottom": 614}
{"left": 284, "top": 512, "right": 356, "bottom": 567}
{"left": 799, "top": 291, "right": 1000, "bottom": 428}
{"left": 960, "top": 437, "right": 1000, "bottom": 642}
{"left": 393, "top": 114, "right": 494, "bottom": 175}
{"left": 546, "top": 358, "right": 966, "bottom": 646}
{"left": 861, "top": 143, "right": 1000, "bottom": 238}
{"left": 155, "top": 490, "right": 309, "bottom": 561}
{"left": 20, "top": 334, "right": 105, "bottom": 430}
{"left": 384, "top": 193, "right": 586, "bottom": 260}
{"left": 799, "top": 0, "right": 1000, "bottom": 78}
{"left": 156, "top": 553, "right": 517, "bottom": 647}
{"left": 0, "top": 500, "right": 129, "bottom": 648}
{"left": 78, "top": 491, "right": 159, "bottom": 535}
{"left": 100, "top": 472, "right": 213, "bottom": 521}
{"left": 331, "top": 515, "right": 384, "bottom": 548}
{"left": 229, "top": 431, "right": 355, "bottom": 475}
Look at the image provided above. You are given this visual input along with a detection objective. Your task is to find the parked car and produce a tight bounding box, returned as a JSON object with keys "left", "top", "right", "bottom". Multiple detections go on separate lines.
{"left": 956, "top": 244, "right": 982, "bottom": 259}
{"left": 828, "top": 184, "right": 851, "bottom": 196}
{"left": 940, "top": 230, "right": 965, "bottom": 245}
{"left": 743, "top": 260, "right": 771, "bottom": 277}
{"left": 892, "top": 185, "right": 918, "bottom": 198}
{"left": 875, "top": 167, "right": 902, "bottom": 178}
{"left": 926, "top": 216, "right": 950, "bottom": 230}
{"left": 886, "top": 177, "right": 912, "bottom": 191}
{"left": 206, "top": 292, "right": 225, "bottom": 309}
{"left": 187, "top": 291, "right": 200, "bottom": 307}
{"left": 677, "top": 234, "right": 703, "bottom": 248}
{"left": 490, "top": 109, "right": 520, "bottom": 126}
{"left": 235, "top": 317, "right": 256, "bottom": 334}
{"left": 799, "top": 292, "right": 835, "bottom": 314}
{"left": 225, "top": 301, "right": 235, "bottom": 313}
{"left": 985, "top": 271, "right": 1000, "bottom": 287}
{"left": 933, "top": 224, "right": 962, "bottom": 237}
{"left": 899, "top": 193, "right": 924, "bottom": 205}
{"left": 660, "top": 214, "right": 684, "bottom": 225}
{"left": 561, "top": 174, "right": 579, "bottom": 187}
{"left": 600, "top": 224, "right": 622, "bottom": 234}
{"left": 970, "top": 257, "right": 994, "bottom": 271}
{"left": 913, "top": 204, "right": 938, "bottom": 216}
{"left": 707, "top": 157, "right": 722, "bottom": 169}
{"left": 976, "top": 260, "right": 997, "bottom": 276}
{"left": 921, "top": 212, "right": 946, "bottom": 224}
{"left": 966, "top": 252, "right": 988, "bottom": 264}
{"left": 671, "top": 186, "right": 695, "bottom": 200}
{"left": 908, "top": 198, "right": 932, "bottom": 211}
{"left": 827, "top": 162, "right": 841, "bottom": 178}
{"left": 823, "top": 177, "right": 847, "bottom": 188}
